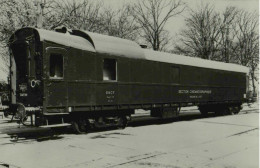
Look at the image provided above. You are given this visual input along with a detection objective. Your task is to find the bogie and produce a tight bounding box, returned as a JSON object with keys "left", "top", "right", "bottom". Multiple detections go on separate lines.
{"left": 198, "top": 104, "right": 242, "bottom": 116}
{"left": 70, "top": 115, "right": 129, "bottom": 134}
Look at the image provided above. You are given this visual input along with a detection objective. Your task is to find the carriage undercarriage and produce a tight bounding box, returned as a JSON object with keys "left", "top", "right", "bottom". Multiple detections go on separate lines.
{"left": 4, "top": 101, "right": 243, "bottom": 134}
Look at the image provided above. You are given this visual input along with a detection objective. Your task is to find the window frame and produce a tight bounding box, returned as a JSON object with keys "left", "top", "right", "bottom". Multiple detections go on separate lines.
{"left": 46, "top": 47, "right": 66, "bottom": 80}
{"left": 103, "top": 58, "right": 117, "bottom": 82}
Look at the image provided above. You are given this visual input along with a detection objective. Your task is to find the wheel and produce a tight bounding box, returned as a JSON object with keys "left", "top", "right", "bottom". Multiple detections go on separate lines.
{"left": 218, "top": 106, "right": 233, "bottom": 115}
{"left": 72, "top": 119, "right": 88, "bottom": 134}
{"left": 233, "top": 106, "right": 240, "bottom": 114}
{"left": 11, "top": 135, "right": 18, "bottom": 141}
{"left": 227, "top": 107, "right": 235, "bottom": 115}
{"left": 4, "top": 109, "right": 9, "bottom": 117}
{"left": 21, "top": 115, "right": 31, "bottom": 126}
{"left": 15, "top": 103, "right": 26, "bottom": 120}
{"left": 117, "top": 116, "right": 128, "bottom": 129}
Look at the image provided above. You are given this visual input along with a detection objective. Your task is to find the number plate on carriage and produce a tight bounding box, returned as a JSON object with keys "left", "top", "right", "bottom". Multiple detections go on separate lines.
{"left": 19, "top": 84, "right": 28, "bottom": 96}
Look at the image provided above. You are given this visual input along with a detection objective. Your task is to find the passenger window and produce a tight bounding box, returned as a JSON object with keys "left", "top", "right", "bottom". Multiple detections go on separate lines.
{"left": 50, "top": 53, "right": 63, "bottom": 78}
{"left": 103, "top": 59, "right": 117, "bottom": 81}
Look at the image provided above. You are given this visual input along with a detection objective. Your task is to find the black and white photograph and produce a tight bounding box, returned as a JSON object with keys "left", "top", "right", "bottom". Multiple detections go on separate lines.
{"left": 0, "top": 0, "right": 259, "bottom": 167}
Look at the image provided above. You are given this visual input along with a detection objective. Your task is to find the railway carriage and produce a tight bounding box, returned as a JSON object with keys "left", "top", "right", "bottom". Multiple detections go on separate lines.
{"left": 6, "top": 27, "right": 249, "bottom": 133}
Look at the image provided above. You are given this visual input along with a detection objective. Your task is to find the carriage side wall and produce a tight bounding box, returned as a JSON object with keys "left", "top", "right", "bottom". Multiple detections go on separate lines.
{"left": 43, "top": 43, "right": 247, "bottom": 113}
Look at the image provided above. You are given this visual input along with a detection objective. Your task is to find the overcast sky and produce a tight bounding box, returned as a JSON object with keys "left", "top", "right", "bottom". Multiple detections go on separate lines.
{"left": 0, "top": 0, "right": 258, "bottom": 81}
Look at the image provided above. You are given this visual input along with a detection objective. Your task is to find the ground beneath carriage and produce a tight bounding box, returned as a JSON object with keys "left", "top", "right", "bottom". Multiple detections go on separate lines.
{"left": 0, "top": 103, "right": 258, "bottom": 168}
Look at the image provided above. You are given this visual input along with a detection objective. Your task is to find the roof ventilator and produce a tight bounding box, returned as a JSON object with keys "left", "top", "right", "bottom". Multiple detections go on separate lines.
{"left": 54, "top": 26, "right": 72, "bottom": 34}
{"left": 140, "top": 44, "right": 147, "bottom": 48}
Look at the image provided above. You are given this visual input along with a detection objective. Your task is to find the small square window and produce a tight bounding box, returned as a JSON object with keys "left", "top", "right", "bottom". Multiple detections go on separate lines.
{"left": 103, "top": 59, "right": 116, "bottom": 81}
{"left": 50, "top": 53, "right": 63, "bottom": 78}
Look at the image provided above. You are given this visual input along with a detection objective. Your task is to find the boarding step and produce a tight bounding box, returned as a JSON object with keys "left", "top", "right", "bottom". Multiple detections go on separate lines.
{"left": 40, "top": 123, "right": 71, "bottom": 128}
{"left": 43, "top": 113, "right": 70, "bottom": 116}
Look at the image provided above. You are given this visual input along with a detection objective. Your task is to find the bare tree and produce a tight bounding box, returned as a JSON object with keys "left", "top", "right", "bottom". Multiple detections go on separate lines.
{"left": 0, "top": 0, "right": 105, "bottom": 75}
{"left": 218, "top": 6, "right": 239, "bottom": 63}
{"left": 174, "top": 4, "right": 258, "bottom": 95}
{"left": 130, "top": 0, "right": 185, "bottom": 51}
{"left": 174, "top": 4, "right": 222, "bottom": 59}
{"left": 0, "top": 0, "right": 38, "bottom": 75}
{"left": 0, "top": 0, "right": 37, "bottom": 42}
{"left": 99, "top": 5, "right": 139, "bottom": 41}
{"left": 45, "top": 0, "right": 103, "bottom": 31}
{"left": 232, "top": 10, "right": 259, "bottom": 95}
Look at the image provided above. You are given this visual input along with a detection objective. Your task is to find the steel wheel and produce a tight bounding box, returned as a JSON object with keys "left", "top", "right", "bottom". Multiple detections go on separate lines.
{"left": 233, "top": 106, "right": 240, "bottom": 114}
{"left": 117, "top": 116, "right": 127, "bottom": 129}
{"left": 227, "top": 107, "right": 235, "bottom": 115}
{"left": 72, "top": 119, "right": 88, "bottom": 134}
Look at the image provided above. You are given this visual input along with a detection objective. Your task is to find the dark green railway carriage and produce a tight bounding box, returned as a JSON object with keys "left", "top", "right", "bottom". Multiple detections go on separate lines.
{"left": 7, "top": 27, "right": 249, "bottom": 132}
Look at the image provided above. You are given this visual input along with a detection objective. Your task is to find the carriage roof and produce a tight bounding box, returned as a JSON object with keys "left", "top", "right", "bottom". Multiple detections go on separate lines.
{"left": 78, "top": 30, "right": 248, "bottom": 73}
{"left": 10, "top": 27, "right": 249, "bottom": 74}
{"left": 144, "top": 49, "right": 249, "bottom": 73}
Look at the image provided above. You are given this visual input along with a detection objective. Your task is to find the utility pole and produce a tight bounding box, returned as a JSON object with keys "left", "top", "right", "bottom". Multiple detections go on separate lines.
{"left": 34, "top": 0, "right": 46, "bottom": 28}
{"left": 224, "top": 25, "right": 230, "bottom": 63}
